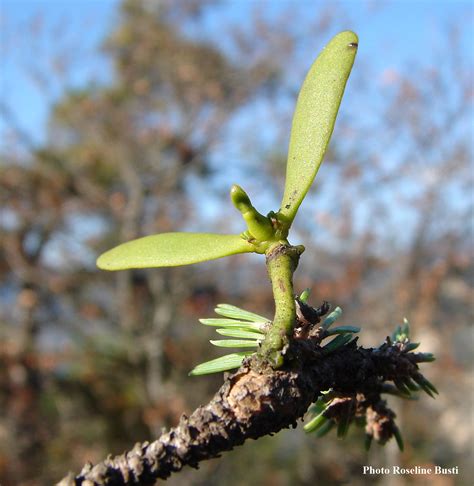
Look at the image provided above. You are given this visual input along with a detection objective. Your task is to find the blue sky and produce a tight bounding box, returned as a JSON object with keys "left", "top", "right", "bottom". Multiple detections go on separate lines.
{"left": 0, "top": 0, "right": 474, "bottom": 150}
{"left": 0, "top": 0, "right": 472, "bottom": 256}
{"left": 1, "top": 0, "right": 118, "bottom": 149}
{"left": 1, "top": 0, "right": 472, "bottom": 151}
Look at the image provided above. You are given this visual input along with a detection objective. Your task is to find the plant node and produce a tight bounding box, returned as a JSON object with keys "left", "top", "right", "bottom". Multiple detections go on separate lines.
{"left": 230, "top": 184, "right": 274, "bottom": 243}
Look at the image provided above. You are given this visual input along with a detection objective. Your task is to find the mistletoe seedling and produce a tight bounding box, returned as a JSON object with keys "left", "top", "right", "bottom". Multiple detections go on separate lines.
{"left": 97, "top": 31, "right": 437, "bottom": 452}
{"left": 98, "top": 31, "right": 358, "bottom": 367}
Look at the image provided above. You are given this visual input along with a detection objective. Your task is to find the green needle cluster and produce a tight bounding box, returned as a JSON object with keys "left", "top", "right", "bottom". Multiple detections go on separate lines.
{"left": 189, "top": 304, "right": 269, "bottom": 376}
{"left": 303, "top": 317, "right": 437, "bottom": 452}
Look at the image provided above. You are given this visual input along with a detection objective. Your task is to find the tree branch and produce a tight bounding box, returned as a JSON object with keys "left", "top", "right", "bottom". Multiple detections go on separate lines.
{"left": 58, "top": 332, "right": 434, "bottom": 485}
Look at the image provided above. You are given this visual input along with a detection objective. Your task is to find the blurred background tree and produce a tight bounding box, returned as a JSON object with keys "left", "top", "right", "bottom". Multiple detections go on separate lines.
{"left": 0, "top": 1, "right": 472, "bottom": 485}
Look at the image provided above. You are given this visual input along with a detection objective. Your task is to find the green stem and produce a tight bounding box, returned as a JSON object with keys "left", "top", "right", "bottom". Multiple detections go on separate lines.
{"left": 259, "top": 243, "right": 304, "bottom": 367}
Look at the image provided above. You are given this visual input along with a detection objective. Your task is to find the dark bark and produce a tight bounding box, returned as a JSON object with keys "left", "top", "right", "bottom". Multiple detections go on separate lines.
{"left": 58, "top": 335, "right": 432, "bottom": 486}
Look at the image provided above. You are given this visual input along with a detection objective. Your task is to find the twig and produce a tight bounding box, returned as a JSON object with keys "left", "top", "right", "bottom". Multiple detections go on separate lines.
{"left": 58, "top": 337, "right": 428, "bottom": 485}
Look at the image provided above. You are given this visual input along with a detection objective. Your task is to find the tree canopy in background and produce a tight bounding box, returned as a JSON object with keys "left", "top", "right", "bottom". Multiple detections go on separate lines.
{"left": 0, "top": 1, "right": 472, "bottom": 484}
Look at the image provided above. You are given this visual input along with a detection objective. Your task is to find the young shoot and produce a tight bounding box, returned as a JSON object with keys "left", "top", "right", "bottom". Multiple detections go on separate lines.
{"left": 97, "top": 31, "right": 359, "bottom": 368}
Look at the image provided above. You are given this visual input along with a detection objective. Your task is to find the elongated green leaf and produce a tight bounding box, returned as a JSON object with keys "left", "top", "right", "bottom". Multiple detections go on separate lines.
{"left": 215, "top": 304, "right": 268, "bottom": 322}
{"left": 97, "top": 233, "right": 254, "bottom": 270}
{"left": 380, "top": 384, "right": 418, "bottom": 400}
{"left": 321, "top": 307, "right": 343, "bottom": 330}
{"left": 215, "top": 328, "right": 265, "bottom": 339}
{"left": 299, "top": 288, "right": 311, "bottom": 303}
{"left": 394, "top": 379, "right": 411, "bottom": 396}
{"left": 189, "top": 352, "right": 253, "bottom": 376}
{"left": 403, "top": 342, "right": 420, "bottom": 352}
{"left": 199, "top": 319, "right": 263, "bottom": 331}
{"left": 414, "top": 353, "right": 436, "bottom": 363}
{"left": 403, "top": 378, "right": 420, "bottom": 392}
{"left": 364, "top": 434, "right": 373, "bottom": 451}
{"left": 322, "top": 333, "right": 353, "bottom": 354}
{"left": 279, "top": 31, "right": 358, "bottom": 225}
{"left": 210, "top": 339, "right": 260, "bottom": 348}
{"left": 326, "top": 325, "right": 360, "bottom": 336}
{"left": 337, "top": 414, "right": 351, "bottom": 439}
{"left": 313, "top": 420, "right": 334, "bottom": 438}
{"left": 304, "top": 412, "right": 328, "bottom": 433}
{"left": 393, "top": 427, "right": 404, "bottom": 452}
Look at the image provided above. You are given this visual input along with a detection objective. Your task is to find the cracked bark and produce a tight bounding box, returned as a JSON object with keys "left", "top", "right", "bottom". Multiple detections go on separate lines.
{"left": 58, "top": 336, "right": 430, "bottom": 486}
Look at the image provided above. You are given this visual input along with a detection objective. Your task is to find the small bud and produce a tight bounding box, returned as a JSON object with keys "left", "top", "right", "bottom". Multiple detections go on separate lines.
{"left": 230, "top": 184, "right": 274, "bottom": 241}
{"left": 230, "top": 184, "right": 252, "bottom": 212}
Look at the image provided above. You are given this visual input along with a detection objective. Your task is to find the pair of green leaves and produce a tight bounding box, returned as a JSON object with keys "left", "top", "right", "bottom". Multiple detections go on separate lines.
{"left": 97, "top": 31, "right": 358, "bottom": 271}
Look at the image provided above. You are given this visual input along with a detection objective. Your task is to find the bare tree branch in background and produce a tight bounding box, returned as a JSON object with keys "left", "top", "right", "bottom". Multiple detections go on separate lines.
{"left": 0, "top": 1, "right": 471, "bottom": 484}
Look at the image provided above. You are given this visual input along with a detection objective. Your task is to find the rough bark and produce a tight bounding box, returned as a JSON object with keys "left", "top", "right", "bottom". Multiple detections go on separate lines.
{"left": 58, "top": 334, "right": 431, "bottom": 486}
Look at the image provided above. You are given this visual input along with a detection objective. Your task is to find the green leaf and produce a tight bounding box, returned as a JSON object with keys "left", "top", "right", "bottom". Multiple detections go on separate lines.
{"left": 279, "top": 31, "right": 358, "bottom": 225}
{"left": 391, "top": 325, "right": 402, "bottom": 342}
{"left": 313, "top": 420, "right": 334, "bottom": 438}
{"left": 403, "top": 378, "right": 420, "bottom": 392}
{"left": 304, "top": 412, "right": 328, "bottom": 433}
{"left": 215, "top": 328, "right": 265, "bottom": 339}
{"left": 326, "top": 325, "right": 360, "bottom": 336}
{"left": 321, "top": 306, "right": 343, "bottom": 330}
{"left": 414, "top": 352, "right": 436, "bottom": 363}
{"left": 401, "top": 317, "right": 410, "bottom": 337}
{"left": 393, "top": 427, "right": 404, "bottom": 452}
{"left": 364, "top": 434, "right": 373, "bottom": 451}
{"left": 380, "top": 384, "right": 418, "bottom": 400}
{"left": 199, "top": 318, "right": 263, "bottom": 332}
{"left": 394, "top": 379, "right": 411, "bottom": 396}
{"left": 214, "top": 304, "right": 269, "bottom": 322}
{"left": 97, "top": 233, "right": 255, "bottom": 270}
{"left": 422, "top": 378, "right": 439, "bottom": 395}
{"left": 322, "top": 333, "right": 353, "bottom": 354}
{"left": 307, "top": 398, "right": 327, "bottom": 415}
{"left": 210, "top": 339, "right": 260, "bottom": 348}
{"left": 189, "top": 352, "right": 253, "bottom": 376}
{"left": 299, "top": 288, "right": 311, "bottom": 303}
{"left": 412, "top": 374, "right": 438, "bottom": 396}
{"left": 337, "top": 414, "right": 351, "bottom": 439}
{"left": 403, "top": 342, "right": 420, "bottom": 352}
